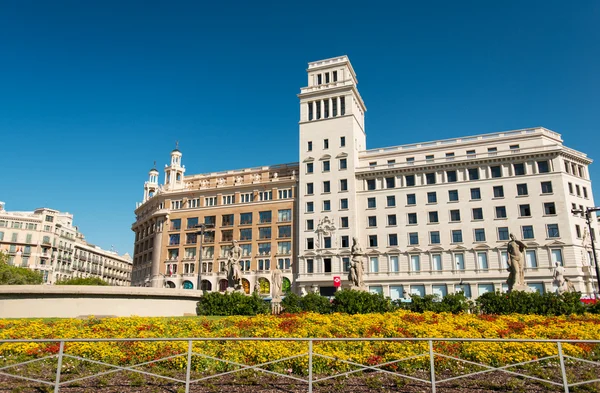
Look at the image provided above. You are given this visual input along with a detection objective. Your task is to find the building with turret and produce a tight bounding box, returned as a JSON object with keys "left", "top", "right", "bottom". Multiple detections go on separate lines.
{"left": 132, "top": 56, "right": 599, "bottom": 298}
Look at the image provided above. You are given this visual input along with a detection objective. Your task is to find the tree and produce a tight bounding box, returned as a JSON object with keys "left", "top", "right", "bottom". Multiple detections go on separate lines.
{"left": 55, "top": 277, "right": 109, "bottom": 286}
{"left": 0, "top": 251, "right": 44, "bottom": 285}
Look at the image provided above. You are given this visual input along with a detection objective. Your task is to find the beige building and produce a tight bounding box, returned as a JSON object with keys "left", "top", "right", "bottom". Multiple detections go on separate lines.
{"left": 131, "top": 151, "right": 297, "bottom": 295}
{"left": 0, "top": 202, "right": 132, "bottom": 286}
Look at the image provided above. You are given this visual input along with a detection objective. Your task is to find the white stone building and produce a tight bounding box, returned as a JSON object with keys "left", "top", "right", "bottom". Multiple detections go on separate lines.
{"left": 295, "top": 56, "right": 599, "bottom": 298}
{"left": 0, "top": 202, "right": 132, "bottom": 285}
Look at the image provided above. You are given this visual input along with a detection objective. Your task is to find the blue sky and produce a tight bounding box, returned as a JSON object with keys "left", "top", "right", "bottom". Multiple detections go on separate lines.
{"left": 0, "top": 1, "right": 598, "bottom": 255}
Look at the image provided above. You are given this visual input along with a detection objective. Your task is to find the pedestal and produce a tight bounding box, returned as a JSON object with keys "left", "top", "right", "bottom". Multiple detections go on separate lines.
{"left": 349, "top": 285, "right": 368, "bottom": 292}
{"left": 271, "top": 298, "right": 282, "bottom": 315}
{"left": 509, "top": 284, "right": 532, "bottom": 293}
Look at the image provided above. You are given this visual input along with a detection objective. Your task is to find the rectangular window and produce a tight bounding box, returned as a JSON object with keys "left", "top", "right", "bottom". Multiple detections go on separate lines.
{"left": 370, "top": 257, "right": 379, "bottom": 273}
{"left": 551, "top": 249, "right": 563, "bottom": 266}
{"left": 387, "top": 195, "right": 396, "bottom": 207}
{"left": 340, "top": 217, "right": 349, "bottom": 228}
{"left": 406, "top": 194, "right": 416, "bottom": 205}
{"left": 426, "top": 154, "right": 434, "bottom": 162}
{"left": 306, "top": 162, "right": 313, "bottom": 173}
{"left": 368, "top": 216, "right": 377, "bottom": 227}
{"left": 388, "top": 234, "right": 398, "bottom": 246}
{"left": 426, "top": 173, "right": 436, "bottom": 184}
{"left": 222, "top": 195, "right": 235, "bottom": 205}
{"left": 474, "top": 228, "right": 486, "bottom": 242}
{"left": 240, "top": 192, "right": 254, "bottom": 203}
{"left": 493, "top": 186, "right": 504, "bottom": 198}
{"left": 306, "top": 219, "right": 314, "bottom": 230}
{"left": 278, "top": 241, "right": 292, "bottom": 254}
{"left": 204, "top": 197, "right": 216, "bottom": 207}
{"left": 323, "top": 200, "right": 331, "bottom": 211}
{"left": 278, "top": 225, "right": 291, "bottom": 238}
{"left": 240, "top": 228, "right": 252, "bottom": 241}
{"left": 446, "top": 170, "right": 457, "bottom": 182}
{"left": 307, "top": 259, "right": 314, "bottom": 273}
{"left": 408, "top": 232, "right": 419, "bottom": 245}
{"left": 526, "top": 250, "right": 538, "bottom": 268}
{"left": 340, "top": 96, "right": 345, "bottom": 115}
{"left": 522, "top": 225, "right": 534, "bottom": 239}
{"left": 537, "top": 161, "right": 550, "bottom": 173}
{"left": 306, "top": 202, "right": 314, "bottom": 213}
{"left": 448, "top": 190, "right": 459, "bottom": 201}
{"left": 323, "top": 161, "right": 330, "bottom": 172}
{"left": 332, "top": 71, "right": 338, "bottom": 82}
{"left": 277, "top": 209, "right": 291, "bottom": 222}
{"left": 307, "top": 141, "right": 313, "bottom": 151}
{"left": 306, "top": 183, "right": 314, "bottom": 195}
{"left": 519, "top": 204, "right": 531, "bottom": 217}
{"left": 455, "top": 253, "right": 465, "bottom": 270}
{"left": 221, "top": 229, "right": 234, "bottom": 242}
{"left": 369, "top": 235, "right": 378, "bottom": 247}
{"left": 389, "top": 256, "right": 399, "bottom": 272}
{"left": 430, "top": 231, "right": 440, "bottom": 244}
{"left": 278, "top": 189, "right": 292, "bottom": 199}
{"left": 477, "top": 252, "right": 489, "bottom": 270}
{"left": 405, "top": 175, "right": 416, "bottom": 187}
{"left": 323, "top": 257, "right": 332, "bottom": 272}
{"left": 514, "top": 163, "right": 525, "bottom": 176}
{"left": 170, "top": 219, "right": 181, "bottom": 231}
{"left": 427, "top": 192, "right": 437, "bottom": 204}
{"left": 259, "top": 243, "right": 272, "bottom": 256}
{"left": 259, "top": 191, "right": 272, "bottom": 201}
{"left": 340, "top": 179, "right": 348, "bottom": 191}
{"left": 339, "top": 158, "right": 347, "bottom": 170}
{"left": 495, "top": 206, "right": 507, "bottom": 219}
{"left": 547, "top": 224, "right": 560, "bottom": 238}
{"left": 468, "top": 168, "right": 480, "bottom": 180}
{"left": 575, "top": 224, "right": 581, "bottom": 238}
{"left": 316, "top": 100, "right": 321, "bottom": 119}
{"left": 450, "top": 209, "right": 461, "bottom": 222}
{"left": 169, "top": 234, "right": 181, "bottom": 246}
{"left": 186, "top": 217, "right": 198, "bottom": 229}
{"left": 222, "top": 214, "right": 234, "bottom": 226}
{"left": 366, "top": 179, "right": 376, "bottom": 190}
{"left": 583, "top": 187, "right": 588, "bottom": 198}
{"left": 498, "top": 227, "right": 509, "bottom": 240}
{"left": 341, "top": 236, "right": 349, "bottom": 248}
{"left": 472, "top": 208, "right": 483, "bottom": 220}
{"left": 568, "top": 182, "right": 573, "bottom": 194}
{"left": 340, "top": 136, "right": 345, "bottom": 146}
{"left": 470, "top": 188, "right": 481, "bottom": 200}
{"left": 307, "top": 238, "right": 314, "bottom": 250}
{"left": 387, "top": 214, "right": 397, "bottom": 226}
{"left": 408, "top": 213, "right": 417, "bottom": 224}
{"left": 516, "top": 183, "right": 528, "bottom": 196}
{"left": 385, "top": 177, "right": 396, "bottom": 188}
{"left": 576, "top": 185, "right": 581, "bottom": 197}
{"left": 323, "top": 100, "right": 329, "bottom": 118}
{"left": 490, "top": 166, "right": 502, "bottom": 178}
{"left": 410, "top": 255, "right": 420, "bottom": 271}
{"left": 452, "top": 230, "right": 463, "bottom": 243}
{"left": 324, "top": 138, "right": 329, "bottom": 149}
{"left": 341, "top": 198, "right": 349, "bottom": 209}
{"left": 367, "top": 197, "right": 376, "bottom": 208}
{"left": 428, "top": 211, "right": 439, "bottom": 223}
{"left": 544, "top": 202, "right": 556, "bottom": 215}
{"left": 308, "top": 102, "right": 313, "bottom": 120}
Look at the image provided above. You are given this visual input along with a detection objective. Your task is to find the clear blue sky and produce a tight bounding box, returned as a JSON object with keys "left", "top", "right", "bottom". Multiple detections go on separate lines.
{"left": 1, "top": 1, "right": 598, "bottom": 255}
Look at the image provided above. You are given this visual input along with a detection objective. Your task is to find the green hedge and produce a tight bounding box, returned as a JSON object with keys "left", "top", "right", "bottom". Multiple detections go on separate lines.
{"left": 55, "top": 277, "right": 109, "bottom": 286}
{"left": 196, "top": 291, "right": 270, "bottom": 316}
{"left": 475, "top": 290, "right": 587, "bottom": 315}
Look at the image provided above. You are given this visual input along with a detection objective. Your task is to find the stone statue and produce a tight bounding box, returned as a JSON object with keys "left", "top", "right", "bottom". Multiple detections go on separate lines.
{"left": 234, "top": 176, "right": 243, "bottom": 185}
{"left": 271, "top": 267, "right": 283, "bottom": 300}
{"left": 226, "top": 240, "right": 243, "bottom": 290}
{"left": 349, "top": 237, "right": 365, "bottom": 289}
{"left": 253, "top": 173, "right": 261, "bottom": 182}
{"left": 553, "top": 262, "right": 572, "bottom": 294}
{"left": 507, "top": 233, "right": 527, "bottom": 292}
{"left": 200, "top": 179, "right": 209, "bottom": 189}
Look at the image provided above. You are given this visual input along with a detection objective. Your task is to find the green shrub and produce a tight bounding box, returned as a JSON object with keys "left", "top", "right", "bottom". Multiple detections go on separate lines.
{"left": 396, "top": 293, "right": 470, "bottom": 314}
{"left": 196, "top": 291, "right": 270, "bottom": 316}
{"left": 299, "top": 292, "right": 333, "bottom": 314}
{"left": 55, "top": 277, "right": 109, "bottom": 286}
{"left": 586, "top": 300, "right": 600, "bottom": 314}
{"left": 476, "top": 290, "right": 586, "bottom": 315}
{"left": 0, "top": 253, "right": 43, "bottom": 285}
{"left": 281, "top": 292, "right": 303, "bottom": 313}
{"left": 332, "top": 289, "right": 394, "bottom": 314}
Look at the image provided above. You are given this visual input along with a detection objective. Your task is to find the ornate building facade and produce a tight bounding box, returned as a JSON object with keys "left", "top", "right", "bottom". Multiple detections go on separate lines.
{"left": 133, "top": 56, "right": 598, "bottom": 298}
{"left": 0, "top": 202, "right": 132, "bottom": 285}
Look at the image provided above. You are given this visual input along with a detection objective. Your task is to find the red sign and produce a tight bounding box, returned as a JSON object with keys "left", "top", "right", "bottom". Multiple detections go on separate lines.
{"left": 333, "top": 276, "right": 341, "bottom": 287}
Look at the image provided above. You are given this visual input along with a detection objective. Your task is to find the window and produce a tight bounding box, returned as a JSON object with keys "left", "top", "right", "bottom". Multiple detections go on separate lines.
{"left": 519, "top": 204, "right": 531, "bottom": 217}
{"left": 323, "top": 200, "right": 331, "bottom": 211}
{"left": 306, "top": 259, "right": 314, "bottom": 273}
{"left": 448, "top": 190, "right": 459, "bottom": 201}
{"left": 526, "top": 250, "right": 538, "bottom": 268}
{"left": 466, "top": 149, "right": 476, "bottom": 156}
{"left": 428, "top": 211, "right": 439, "bottom": 223}
{"left": 324, "top": 139, "right": 329, "bottom": 149}
{"left": 278, "top": 225, "right": 291, "bottom": 239}
{"left": 426, "top": 173, "right": 436, "bottom": 184}
{"left": 388, "top": 214, "right": 397, "bottom": 226}
{"left": 385, "top": 177, "right": 395, "bottom": 188}
{"left": 306, "top": 183, "right": 314, "bottom": 195}
{"left": 388, "top": 234, "right": 398, "bottom": 246}
{"left": 544, "top": 202, "right": 556, "bottom": 215}
{"left": 259, "top": 191, "right": 272, "bottom": 201}
{"left": 170, "top": 219, "right": 181, "bottom": 231}
{"left": 369, "top": 235, "right": 378, "bottom": 247}
{"left": 341, "top": 236, "right": 349, "bottom": 248}
{"left": 477, "top": 252, "right": 489, "bottom": 270}
{"left": 446, "top": 170, "right": 457, "bottom": 183}
{"left": 308, "top": 103, "right": 313, "bottom": 120}
{"left": 551, "top": 249, "right": 563, "bottom": 266}
{"left": 537, "top": 160, "right": 550, "bottom": 173}
{"left": 322, "top": 161, "right": 330, "bottom": 172}
{"left": 450, "top": 210, "right": 461, "bottom": 222}
{"left": 366, "top": 179, "right": 376, "bottom": 190}
{"left": 488, "top": 147, "right": 497, "bottom": 153}
{"left": 169, "top": 234, "right": 180, "bottom": 246}
{"left": 389, "top": 256, "right": 399, "bottom": 272}
{"left": 316, "top": 100, "right": 321, "bottom": 119}
{"left": 323, "top": 258, "right": 332, "bottom": 272}
{"left": 340, "top": 136, "right": 345, "bottom": 147}
{"left": 368, "top": 216, "right": 377, "bottom": 227}
{"left": 522, "top": 225, "right": 534, "bottom": 239}
{"left": 583, "top": 187, "right": 588, "bottom": 198}
{"left": 204, "top": 197, "right": 216, "bottom": 207}
{"left": 455, "top": 253, "right": 465, "bottom": 270}
{"left": 186, "top": 217, "right": 198, "bottom": 229}
{"left": 45, "top": 215, "right": 54, "bottom": 222}
{"left": 568, "top": 182, "right": 573, "bottom": 194}
{"left": 278, "top": 241, "right": 292, "bottom": 254}
{"left": 576, "top": 224, "right": 582, "bottom": 238}
{"left": 307, "top": 238, "right": 314, "bottom": 250}
{"left": 278, "top": 189, "right": 292, "bottom": 199}
{"left": 222, "top": 195, "right": 235, "bottom": 205}
{"left": 222, "top": 214, "right": 234, "bottom": 226}
{"left": 409, "top": 232, "right": 419, "bottom": 245}
{"left": 340, "top": 96, "right": 345, "bottom": 115}
{"left": 472, "top": 208, "right": 483, "bottom": 220}
{"left": 370, "top": 257, "right": 379, "bottom": 273}
{"left": 490, "top": 166, "right": 502, "bottom": 178}
{"left": 306, "top": 162, "right": 313, "bottom": 173}
{"left": 240, "top": 228, "right": 252, "bottom": 241}
{"left": 306, "top": 219, "right": 314, "bottom": 230}
{"left": 468, "top": 168, "right": 479, "bottom": 180}
{"left": 387, "top": 195, "right": 396, "bottom": 207}
{"left": 408, "top": 213, "right": 417, "bottom": 224}
{"left": 410, "top": 255, "right": 420, "bottom": 271}
{"left": 576, "top": 185, "right": 581, "bottom": 197}
{"left": 339, "top": 158, "right": 347, "bottom": 170}
{"left": 495, "top": 206, "right": 507, "bottom": 219}
{"left": 367, "top": 197, "right": 376, "bottom": 208}
{"left": 341, "top": 198, "right": 349, "bottom": 209}
{"left": 340, "top": 179, "right": 348, "bottom": 191}
{"left": 516, "top": 183, "right": 528, "bottom": 196}
{"left": 258, "top": 243, "right": 271, "bottom": 256}
{"left": 427, "top": 192, "right": 437, "bottom": 204}
{"left": 547, "top": 224, "right": 560, "bottom": 238}
{"left": 514, "top": 163, "right": 525, "bottom": 176}
{"left": 452, "top": 230, "right": 463, "bottom": 243}
{"left": 387, "top": 159, "right": 396, "bottom": 167}
{"left": 405, "top": 175, "right": 416, "bottom": 187}
{"left": 498, "top": 227, "right": 509, "bottom": 241}
{"left": 340, "top": 217, "right": 349, "bottom": 228}
{"left": 259, "top": 211, "right": 272, "bottom": 224}
{"left": 430, "top": 231, "right": 440, "bottom": 244}
{"left": 426, "top": 154, "right": 434, "bottom": 162}
{"left": 470, "top": 188, "right": 481, "bottom": 200}
{"left": 240, "top": 192, "right": 254, "bottom": 203}
{"left": 306, "top": 202, "right": 314, "bottom": 213}
{"left": 493, "top": 186, "right": 504, "bottom": 198}
{"left": 406, "top": 157, "right": 415, "bottom": 164}
{"left": 406, "top": 194, "right": 416, "bottom": 205}
{"left": 474, "top": 228, "right": 486, "bottom": 242}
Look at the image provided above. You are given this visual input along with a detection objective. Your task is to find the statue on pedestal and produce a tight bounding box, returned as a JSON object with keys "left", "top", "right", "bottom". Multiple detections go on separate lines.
{"left": 507, "top": 233, "right": 528, "bottom": 292}
{"left": 271, "top": 267, "right": 283, "bottom": 300}
{"left": 349, "top": 237, "right": 366, "bottom": 290}
{"left": 226, "top": 240, "right": 243, "bottom": 291}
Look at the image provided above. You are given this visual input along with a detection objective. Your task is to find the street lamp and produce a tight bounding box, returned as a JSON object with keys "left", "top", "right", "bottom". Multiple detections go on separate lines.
{"left": 571, "top": 207, "right": 600, "bottom": 297}
{"left": 194, "top": 223, "right": 215, "bottom": 291}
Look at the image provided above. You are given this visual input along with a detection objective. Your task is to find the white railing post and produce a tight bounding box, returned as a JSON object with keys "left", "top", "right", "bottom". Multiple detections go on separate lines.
{"left": 308, "top": 339, "right": 313, "bottom": 393}
{"left": 429, "top": 340, "right": 436, "bottom": 393}
{"left": 54, "top": 341, "right": 65, "bottom": 393}
{"left": 185, "top": 340, "right": 193, "bottom": 393}
{"left": 557, "top": 342, "right": 569, "bottom": 393}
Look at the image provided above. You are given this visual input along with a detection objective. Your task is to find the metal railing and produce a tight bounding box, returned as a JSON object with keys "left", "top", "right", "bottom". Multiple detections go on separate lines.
{"left": 0, "top": 337, "right": 599, "bottom": 392}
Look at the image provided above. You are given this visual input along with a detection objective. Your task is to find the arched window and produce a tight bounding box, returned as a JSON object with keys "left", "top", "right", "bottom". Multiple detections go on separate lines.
{"left": 242, "top": 278, "right": 250, "bottom": 294}
{"left": 200, "top": 280, "right": 212, "bottom": 291}
{"left": 258, "top": 277, "right": 270, "bottom": 295}
{"left": 183, "top": 280, "right": 194, "bottom": 290}
{"left": 282, "top": 277, "right": 291, "bottom": 294}
{"left": 219, "top": 279, "right": 228, "bottom": 292}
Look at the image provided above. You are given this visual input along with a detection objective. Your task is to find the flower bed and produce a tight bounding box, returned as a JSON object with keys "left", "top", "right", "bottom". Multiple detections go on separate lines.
{"left": 1, "top": 311, "right": 599, "bottom": 374}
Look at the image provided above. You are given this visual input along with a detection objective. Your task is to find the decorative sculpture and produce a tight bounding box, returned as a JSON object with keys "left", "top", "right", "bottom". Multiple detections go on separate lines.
{"left": 217, "top": 177, "right": 226, "bottom": 186}
{"left": 271, "top": 267, "right": 283, "bottom": 300}
{"left": 553, "top": 261, "right": 574, "bottom": 294}
{"left": 349, "top": 237, "right": 366, "bottom": 290}
{"left": 506, "top": 233, "right": 528, "bottom": 292}
{"left": 226, "top": 240, "right": 243, "bottom": 291}
{"left": 234, "top": 176, "right": 243, "bottom": 185}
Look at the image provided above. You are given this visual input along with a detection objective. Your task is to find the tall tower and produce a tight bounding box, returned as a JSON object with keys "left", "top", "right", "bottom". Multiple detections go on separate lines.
{"left": 164, "top": 143, "right": 186, "bottom": 191}
{"left": 296, "top": 56, "right": 367, "bottom": 295}
{"left": 143, "top": 163, "right": 160, "bottom": 202}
